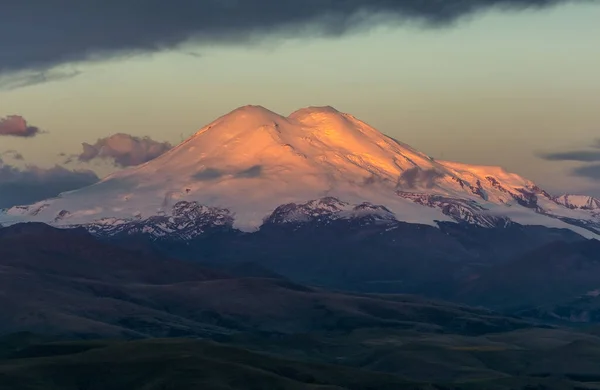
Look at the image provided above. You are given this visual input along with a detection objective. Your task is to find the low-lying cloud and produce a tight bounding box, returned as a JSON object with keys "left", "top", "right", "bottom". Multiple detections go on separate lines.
{"left": 1, "top": 150, "right": 24, "bottom": 161}
{"left": 397, "top": 167, "right": 445, "bottom": 189}
{"left": 76, "top": 133, "right": 172, "bottom": 167}
{"left": 193, "top": 165, "right": 264, "bottom": 181}
{"left": 0, "top": 159, "right": 99, "bottom": 209}
{"left": 0, "top": 0, "right": 588, "bottom": 73}
{"left": 0, "top": 116, "right": 42, "bottom": 137}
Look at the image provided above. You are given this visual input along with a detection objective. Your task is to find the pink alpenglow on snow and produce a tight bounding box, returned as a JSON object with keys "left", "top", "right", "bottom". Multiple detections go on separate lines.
{"left": 2, "top": 105, "right": 600, "bottom": 239}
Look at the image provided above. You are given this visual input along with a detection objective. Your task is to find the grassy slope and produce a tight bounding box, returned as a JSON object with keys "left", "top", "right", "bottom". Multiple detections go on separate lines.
{"left": 1, "top": 335, "right": 600, "bottom": 390}
{"left": 227, "top": 327, "right": 600, "bottom": 388}
{"left": 0, "top": 338, "right": 441, "bottom": 390}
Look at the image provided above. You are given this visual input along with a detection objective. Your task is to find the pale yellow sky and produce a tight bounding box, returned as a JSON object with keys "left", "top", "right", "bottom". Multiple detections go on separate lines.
{"left": 1, "top": 3, "right": 599, "bottom": 195}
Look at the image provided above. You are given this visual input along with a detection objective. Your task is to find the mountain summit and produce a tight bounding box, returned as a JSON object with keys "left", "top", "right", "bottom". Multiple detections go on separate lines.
{"left": 3, "top": 105, "right": 600, "bottom": 238}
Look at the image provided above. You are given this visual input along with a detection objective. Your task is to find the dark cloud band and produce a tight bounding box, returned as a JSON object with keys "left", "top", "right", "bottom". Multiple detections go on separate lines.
{"left": 539, "top": 139, "right": 600, "bottom": 164}
{"left": 0, "top": 0, "right": 585, "bottom": 73}
{"left": 540, "top": 150, "right": 600, "bottom": 162}
{"left": 573, "top": 164, "right": 600, "bottom": 180}
{"left": 539, "top": 139, "right": 600, "bottom": 181}
{"left": 0, "top": 161, "right": 99, "bottom": 209}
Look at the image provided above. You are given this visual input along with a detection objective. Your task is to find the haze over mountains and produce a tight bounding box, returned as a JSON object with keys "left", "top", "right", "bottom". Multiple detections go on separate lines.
{"left": 2, "top": 105, "right": 600, "bottom": 240}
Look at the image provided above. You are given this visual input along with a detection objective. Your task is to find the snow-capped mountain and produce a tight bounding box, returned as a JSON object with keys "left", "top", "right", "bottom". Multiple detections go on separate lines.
{"left": 554, "top": 194, "right": 600, "bottom": 212}
{"left": 2, "top": 105, "right": 600, "bottom": 239}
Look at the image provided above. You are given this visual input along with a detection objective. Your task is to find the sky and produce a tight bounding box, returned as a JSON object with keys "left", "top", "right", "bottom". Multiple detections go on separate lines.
{"left": 1, "top": 1, "right": 600, "bottom": 207}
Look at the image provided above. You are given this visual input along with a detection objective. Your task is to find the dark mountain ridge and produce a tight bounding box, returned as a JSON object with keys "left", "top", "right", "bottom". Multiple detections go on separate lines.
{"left": 0, "top": 222, "right": 533, "bottom": 339}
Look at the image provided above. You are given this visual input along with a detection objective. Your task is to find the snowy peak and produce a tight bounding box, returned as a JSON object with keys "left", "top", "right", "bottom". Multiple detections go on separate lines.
{"left": 554, "top": 195, "right": 600, "bottom": 211}
{"left": 264, "top": 197, "right": 396, "bottom": 226}
{"left": 112, "top": 103, "right": 443, "bottom": 194}
{"left": 3, "top": 105, "right": 600, "bottom": 239}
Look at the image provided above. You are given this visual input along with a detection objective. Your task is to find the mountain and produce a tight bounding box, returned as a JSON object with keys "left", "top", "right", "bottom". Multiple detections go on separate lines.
{"left": 455, "top": 239, "right": 600, "bottom": 311}
{"left": 147, "top": 218, "right": 583, "bottom": 296}
{"left": 2, "top": 105, "right": 600, "bottom": 239}
{"left": 0, "top": 222, "right": 226, "bottom": 285}
{"left": 0, "top": 223, "right": 532, "bottom": 338}
{"left": 554, "top": 194, "right": 600, "bottom": 211}
{"left": 519, "top": 290, "right": 600, "bottom": 324}
{"left": 6, "top": 224, "right": 600, "bottom": 389}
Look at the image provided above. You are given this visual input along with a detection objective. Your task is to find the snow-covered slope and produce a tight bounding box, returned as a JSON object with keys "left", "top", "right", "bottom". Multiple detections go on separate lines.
{"left": 2, "top": 105, "right": 600, "bottom": 239}
{"left": 554, "top": 195, "right": 600, "bottom": 211}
